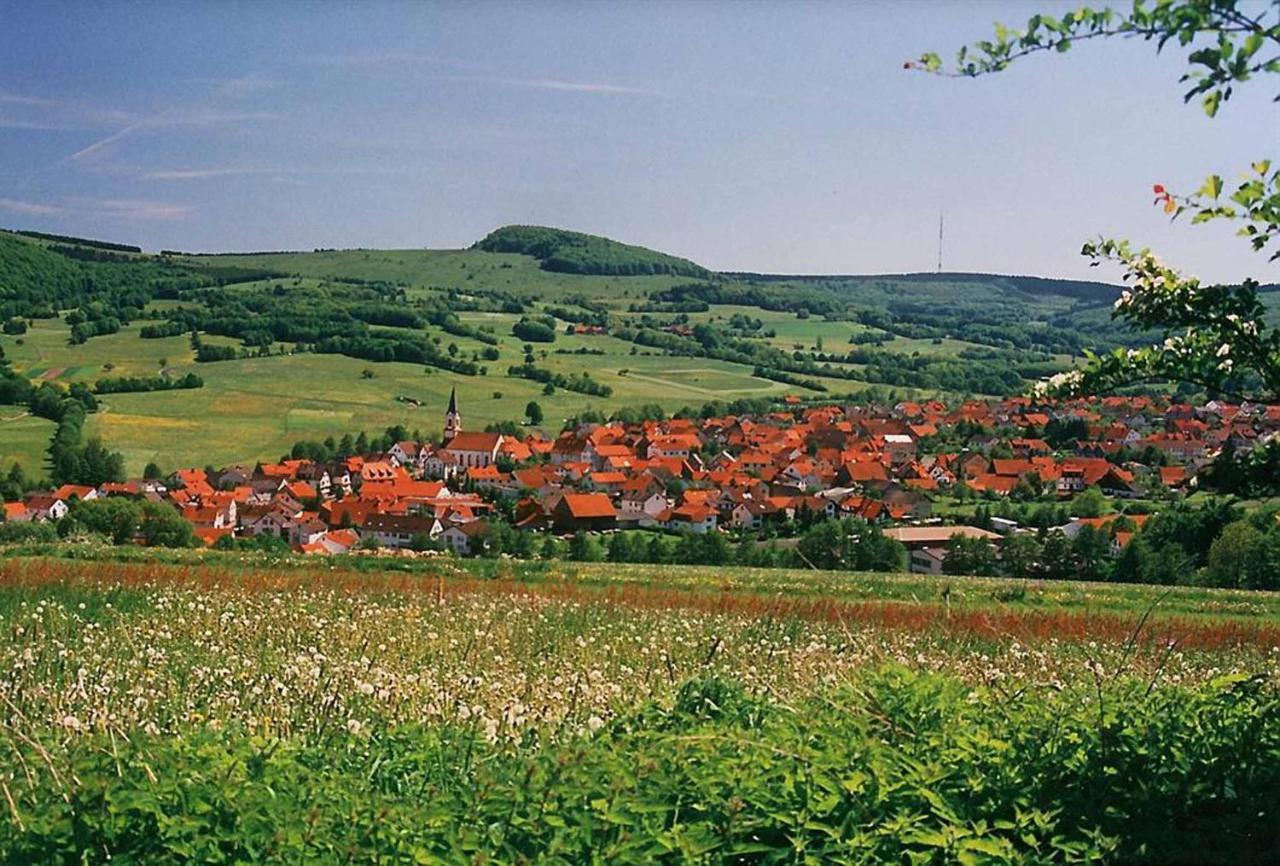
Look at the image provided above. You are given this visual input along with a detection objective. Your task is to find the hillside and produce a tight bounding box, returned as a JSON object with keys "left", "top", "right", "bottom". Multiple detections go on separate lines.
{"left": 0, "top": 223, "right": 1150, "bottom": 476}
{"left": 474, "top": 224, "right": 710, "bottom": 277}
{"left": 723, "top": 270, "right": 1121, "bottom": 303}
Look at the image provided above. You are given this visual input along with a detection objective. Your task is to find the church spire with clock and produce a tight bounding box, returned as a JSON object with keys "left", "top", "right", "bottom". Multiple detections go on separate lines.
{"left": 443, "top": 386, "right": 462, "bottom": 442}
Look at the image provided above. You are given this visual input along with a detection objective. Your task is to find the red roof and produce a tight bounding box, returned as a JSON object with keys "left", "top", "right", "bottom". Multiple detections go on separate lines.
{"left": 561, "top": 493, "right": 617, "bottom": 519}
{"left": 443, "top": 432, "right": 503, "bottom": 453}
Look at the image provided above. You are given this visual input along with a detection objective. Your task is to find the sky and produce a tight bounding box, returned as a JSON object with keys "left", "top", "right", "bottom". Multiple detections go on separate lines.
{"left": 0, "top": 0, "right": 1273, "bottom": 283}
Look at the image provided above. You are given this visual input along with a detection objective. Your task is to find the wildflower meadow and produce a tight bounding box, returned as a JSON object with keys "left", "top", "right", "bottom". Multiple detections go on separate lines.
{"left": 0, "top": 552, "right": 1277, "bottom": 863}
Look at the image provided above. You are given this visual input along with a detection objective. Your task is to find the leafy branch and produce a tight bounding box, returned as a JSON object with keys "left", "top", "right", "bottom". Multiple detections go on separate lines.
{"left": 908, "top": 1, "right": 1280, "bottom": 118}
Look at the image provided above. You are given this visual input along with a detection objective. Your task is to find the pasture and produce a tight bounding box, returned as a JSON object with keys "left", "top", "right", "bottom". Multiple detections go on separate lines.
{"left": 0, "top": 309, "right": 867, "bottom": 475}
{"left": 179, "top": 246, "right": 692, "bottom": 302}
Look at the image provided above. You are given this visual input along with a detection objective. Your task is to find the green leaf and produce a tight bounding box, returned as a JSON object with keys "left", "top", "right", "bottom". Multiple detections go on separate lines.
{"left": 1199, "top": 174, "right": 1223, "bottom": 200}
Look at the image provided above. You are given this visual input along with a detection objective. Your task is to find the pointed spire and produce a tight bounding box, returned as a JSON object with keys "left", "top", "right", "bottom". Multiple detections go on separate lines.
{"left": 444, "top": 386, "right": 462, "bottom": 441}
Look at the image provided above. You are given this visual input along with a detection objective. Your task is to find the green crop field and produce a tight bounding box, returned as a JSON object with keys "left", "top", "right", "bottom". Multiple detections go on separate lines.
{"left": 0, "top": 550, "right": 1276, "bottom": 863}
{"left": 0, "top": 314, "right": 855, "bottom": 475}
{"left": 0, "top": 413, "right": 54, "bottom": 477}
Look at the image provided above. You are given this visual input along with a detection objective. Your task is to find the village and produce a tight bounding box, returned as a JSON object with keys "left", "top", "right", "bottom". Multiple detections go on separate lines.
{"left": 4, "top": 386, "right": 1277, "bottom": 575}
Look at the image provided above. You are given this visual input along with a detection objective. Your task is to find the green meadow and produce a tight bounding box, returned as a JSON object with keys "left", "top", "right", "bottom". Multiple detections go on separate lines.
{"left": 0, "top": 312, "right": 857, "bottom": 475}
{"left": 178, "top": 247, "right": 690, "bottom": 303}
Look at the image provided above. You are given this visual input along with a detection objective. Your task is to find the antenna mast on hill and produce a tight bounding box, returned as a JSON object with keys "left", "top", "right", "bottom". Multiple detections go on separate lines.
{"left": 936, "top": 211, "right": 944, "bottom": 273}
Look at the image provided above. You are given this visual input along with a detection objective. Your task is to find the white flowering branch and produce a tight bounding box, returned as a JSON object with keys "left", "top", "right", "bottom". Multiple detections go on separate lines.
{"left": 1039, "top": 239, "right": 1279, "bottom": 403}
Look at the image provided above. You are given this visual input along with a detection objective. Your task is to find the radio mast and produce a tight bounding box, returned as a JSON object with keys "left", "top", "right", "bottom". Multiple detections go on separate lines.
{"left": 936, "top": 211, "right": 944, "bottom": 273}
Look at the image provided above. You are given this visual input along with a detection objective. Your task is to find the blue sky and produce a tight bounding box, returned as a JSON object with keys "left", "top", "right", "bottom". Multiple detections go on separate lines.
{"left": 0, "top": 0, "right": 1272, "bottom": 283}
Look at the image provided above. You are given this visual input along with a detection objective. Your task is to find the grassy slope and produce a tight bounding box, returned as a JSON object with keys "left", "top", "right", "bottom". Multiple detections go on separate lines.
{"left": 0, "top": 230, "right": 1124, "bottom": 475}
{"left": 1, "top": 312, "right": 862, "bottom": 474}
{"left": 178, "top": 247, "right": 691, "bottom": 304}
{"left": 0, "top": 414, "right": 53, "bottom": 477}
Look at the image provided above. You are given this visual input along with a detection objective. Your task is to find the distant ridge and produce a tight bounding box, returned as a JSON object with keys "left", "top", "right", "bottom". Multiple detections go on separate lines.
{"left": 722, "top": 270, "right": 1122, "bottom": 303}
{"left": 3, "top": 227, "right": 141, "bottom": 254}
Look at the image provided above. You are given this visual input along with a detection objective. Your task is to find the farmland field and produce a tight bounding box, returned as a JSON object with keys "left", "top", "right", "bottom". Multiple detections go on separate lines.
{"left": 0, "top": 305, "right": 862, "bottom": 476}
{"left": 0, "top": 413, "right": 53, "bottom": 477}
{"left": 0, "top": 550, "right": 1277, "bottom": 863}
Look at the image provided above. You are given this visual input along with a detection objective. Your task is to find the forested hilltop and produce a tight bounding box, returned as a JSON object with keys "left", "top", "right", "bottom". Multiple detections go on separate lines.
{"left": 473, "top": 225, "right": 710, "bottom": 277}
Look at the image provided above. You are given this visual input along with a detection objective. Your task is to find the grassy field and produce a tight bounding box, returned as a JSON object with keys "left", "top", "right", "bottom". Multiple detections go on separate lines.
{"left": 179, "top": 247, "right": 692, "bottom": 302}
{"left": 0, "top": 413, "right": 54, "bottom": 477}
{"left": 0, "top": 550, "right": 1276, "bottom": 863}
{"left": 0, "top": 307, "right": 871, "bottom": 475}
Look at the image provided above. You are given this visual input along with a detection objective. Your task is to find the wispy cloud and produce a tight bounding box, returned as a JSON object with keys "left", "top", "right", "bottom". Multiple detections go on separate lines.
{"left": 307, "top": 52, "right": 470, "bottom": 70}
{"left": 68, "top": 108, "right": 279, "bottom": 163}
{"left": 202, "top": 71, "right": 279, "bottom": 99}
{"left": 0, "top": 195, "right": 190, "bottom": 220}
{"left": 315, "top": 53, "right": 664, "bottom": 97}
{"left": 142, "top": 166, "right": 275, "bottom": 181}
{"left": 63, "top": 66, "right": 279, "bottom": 166}
{"left": 0, "top": 86, "right": 135, "bottom": 132}
{"left": 71, "top": 197, "right": 192, "bottom": 220}
{"left": 458, "top": 75, "right": 664, "bottom": 97}
{"left": 0, "top": 197, "right": 67, "bottom": 216}
{"left": 0, "top": 89, "right": 58, "bottom": 107}
{"left": 0, "top": 115, "right": 71, "bottom": 131}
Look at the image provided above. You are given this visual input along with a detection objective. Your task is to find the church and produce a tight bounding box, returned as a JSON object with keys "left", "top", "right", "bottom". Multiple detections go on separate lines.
{"left": 437, "top": 386, "right": 504, "bottom": 469}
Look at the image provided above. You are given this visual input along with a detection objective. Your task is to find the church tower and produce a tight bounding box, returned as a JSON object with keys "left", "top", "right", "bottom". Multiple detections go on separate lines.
{"left": 443, "top": 386, "right": 462, "bottom": 441}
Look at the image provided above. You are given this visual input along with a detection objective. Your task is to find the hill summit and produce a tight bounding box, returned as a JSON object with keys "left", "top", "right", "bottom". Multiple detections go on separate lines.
{"left": 473, "top": 225, "right": 709, "bottom": 278}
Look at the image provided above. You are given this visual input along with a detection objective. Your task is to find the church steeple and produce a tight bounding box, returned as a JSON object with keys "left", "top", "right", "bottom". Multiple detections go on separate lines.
{"left": 443, "top": 386, "right": 462, "bottom": 441}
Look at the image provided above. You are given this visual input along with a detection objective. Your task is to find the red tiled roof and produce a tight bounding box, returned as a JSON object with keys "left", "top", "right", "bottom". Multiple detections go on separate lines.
{"left": 561, "top": 493, "right": 617, "bottom": 519}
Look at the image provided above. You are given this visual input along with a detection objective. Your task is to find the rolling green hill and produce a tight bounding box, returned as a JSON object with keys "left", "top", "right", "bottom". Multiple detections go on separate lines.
{"left": 0, "top": 223, "right": 1143, "bottom": 477}
{"left": 473, "top": 225, "right": 710, "bottom": 278}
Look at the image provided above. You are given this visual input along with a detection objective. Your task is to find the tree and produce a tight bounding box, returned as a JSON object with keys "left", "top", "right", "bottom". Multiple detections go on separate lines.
{"left": 1039, "top": 532, "right": 1080, "bottom": 582}
{"left": 942, "top": 535, "right": 999, "bottom": 576}
{"left": 567, "top": 531, "right": 603, "bottom": 562}
{"left": 607, "top": 532, "right": 633, "bottom": 563}
{"left": 1069, "top": 486, "right": 1108, "bottom": 519}
{"left": 143, "top": 461, "right": 163, "bottom": 480}
{"left": 62, "top": 498, "right": 140, "bottom": 544}
{"left": 137, "top": 501, "right": 194, "bottom": 548}
{"left": 1073, "top": 524, "right": 1113, "bottom": 582}
{"left": 525, "top": 401, "right": 544, "bottom": 426}
{"left": 1206, "top": 519, "right": 1280, "bottom": 589}
{"left": 1001, "top": 532, "right": 1043, "bottom": 578}
{"left": 918, "top": 1, "right": 1280, "bottom": 463}
{"left": 797, "top": 518, "right": 905, "bottom": 572}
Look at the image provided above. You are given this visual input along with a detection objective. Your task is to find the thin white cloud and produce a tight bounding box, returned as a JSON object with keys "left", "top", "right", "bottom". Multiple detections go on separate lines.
{"left": 0, "top": 197, "right": 66, "bottom": 216}
{"left": 0, "top": 89, "right": 58, "bottom": 107}
{"left": 308, "top": 52, "right": 471, "bottom": 70}
{"left": 149, "top": 108, "right": 279, "bottom": 127}
{"left": 68, "top": 121, "right": 145, "bottom": 162}
{"left": 316, "top": 54, "right": 663, "bottom": 97}
{"left": 483, "top": 76, "right": 663, "bottom": 96}
{"left": 60, "top": 197, "right": 192, "bottom": 220}
{"left": 143, "top": 166, "right": 275, "bottom": 180}
{"left": 0, "top": 195, "right": 189, "bottom": 220}
{"left": 207, "top": 71, "right": 279, "bottom": 99}
{"left": 0, "top": 115, "right": 71, "bottom": 131}
{"left": 68, "top": 109, "right": 278, "bottom": 163}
